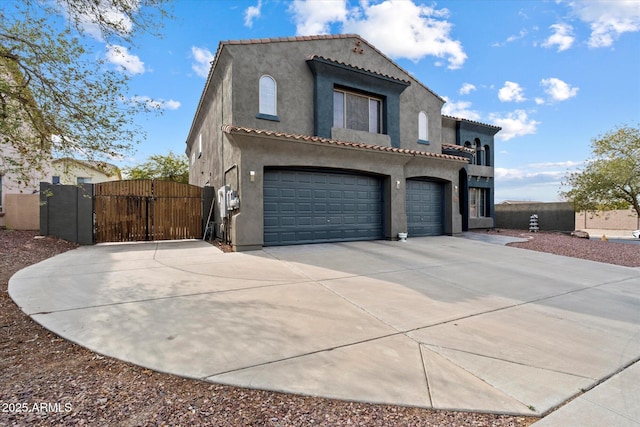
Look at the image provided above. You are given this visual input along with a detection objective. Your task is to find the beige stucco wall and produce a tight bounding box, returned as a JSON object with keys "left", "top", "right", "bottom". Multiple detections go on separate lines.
{"left": 2, "top": 194, "right": 40, "bottom": 230}
{"left": 1, "top": 144, "right": 51, "bottom": 228}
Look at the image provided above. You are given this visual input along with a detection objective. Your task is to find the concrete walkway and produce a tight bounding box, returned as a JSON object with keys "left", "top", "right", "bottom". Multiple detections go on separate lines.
{"left": 8, "top": 235, "right": 640, "bottom": 423}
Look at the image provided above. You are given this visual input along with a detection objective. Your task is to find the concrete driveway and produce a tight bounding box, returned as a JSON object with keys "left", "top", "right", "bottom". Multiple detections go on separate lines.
{"left": 9, "top": 235, "right": 640, "bottom": 420}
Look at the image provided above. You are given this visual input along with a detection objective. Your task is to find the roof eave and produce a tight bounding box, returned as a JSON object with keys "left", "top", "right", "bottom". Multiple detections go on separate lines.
{"left": 222, "top": 125, "right": 469, "bottom": 163}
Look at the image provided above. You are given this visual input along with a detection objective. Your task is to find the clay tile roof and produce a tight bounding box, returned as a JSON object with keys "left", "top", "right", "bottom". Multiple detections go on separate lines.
{"left": 221, "top": 125, "right": 469, "bottom": 163}
{"left": 442, "top": 143, "right": 476, "bottom": 154}
{"left": 221, "top": 34, "right": 355, "bottom": 46}
{"left": 306, "top": 54, "right": 411, "bottom": 84}
{"left": 442, "top": 114, "right": 502, "bottom": 130}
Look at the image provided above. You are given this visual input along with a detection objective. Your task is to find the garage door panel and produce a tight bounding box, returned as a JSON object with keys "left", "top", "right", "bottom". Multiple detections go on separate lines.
{"left": 298, "top": 203, "right": 312, "bottom": 212}
{"left": 406, "top": 179, "right": 443, "bottom": 237}
{"left": 264, "top": 169, "right": 383, "bottom": 246}
{"left": 297, "top": 189, "right": 312, "bottom": 198}
{"left": 297, "top": 217, "right": 312, "bottom": 226}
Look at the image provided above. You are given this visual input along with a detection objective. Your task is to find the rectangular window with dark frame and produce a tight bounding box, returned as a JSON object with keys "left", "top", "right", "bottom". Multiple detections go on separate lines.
{"left": 469, "top": 187, "right": 489, "bottom": 218}
{"left": 333, "top": 89, "right": 381, "bottom": 134}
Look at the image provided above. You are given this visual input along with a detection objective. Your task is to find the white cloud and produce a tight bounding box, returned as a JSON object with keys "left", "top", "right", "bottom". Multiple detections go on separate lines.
{"left": 191, "top": 46, "right": 215, "bottom": 78}
{"left": 244, "top": 0, "right": 262, "bottom": 28}
{"left": 459, "top": 83, "right": 477, "bottom": 95}
{"left": 130, "top": 96, "right": 181, "bottom": 110}
{"left": 345, "top": 1, "right": 467, "bottom": 68}
{"left": 441, "top": 97, "right": 481, "bottom": 121}
{"left": 535, "top": 97, "right": 545, "bottom": 105}
{"left": 289, "top": 0, "right": 349, "bottom": 35}
{"left": 489, "top": 110, "right": 540, "bottom": 141}
{"left": 493, "top": 29, "right": 528, "bottom": 47}
{"left": 498, "top": 81, "right": 526, "bottom": 103}
{"left": 494, "top": 160, "right": 582, "bottom": 202}
{"left": 494, "top": 167, "right": 566, "bottom": 189}
{"left": 528, "top": 160, "right": 583, "bottom": 169}
{"left": 542, "top": 23, "right": 575, "bottom": 52}
{"left": 289, "top": 0, "right": 467, "bottom": 69}
{"left": 570, "top": 0, "right": 640, "bottom": 48}
{"left": 540, "top": 77, "right": 579, "bottom": 102}
{"left": 105, "top": 44, "right": 145, "bottom": 74}
{"left": 161, "top": 99, "right": 181, "bottom": 110}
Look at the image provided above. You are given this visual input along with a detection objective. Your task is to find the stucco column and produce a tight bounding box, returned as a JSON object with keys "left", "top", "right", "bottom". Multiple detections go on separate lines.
{"left": 448, "top": 181, "right": 463, "bottom": 235}
{"left": 388, "top": 173, "right": 407, "bottom": 239}
{"left": 230, "top": 162, "right": 264, "bottom": 251}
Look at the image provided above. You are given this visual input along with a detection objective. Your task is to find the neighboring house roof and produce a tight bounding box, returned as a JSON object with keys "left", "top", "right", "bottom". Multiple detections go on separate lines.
{"left": 52, "top": 158, "right": 122, "bottom": 179}
{"left": 442, "top": 115, "right": 502, "bottom": 132}
{"left": 222, "top": 125, "right": 470, "bottom": 163}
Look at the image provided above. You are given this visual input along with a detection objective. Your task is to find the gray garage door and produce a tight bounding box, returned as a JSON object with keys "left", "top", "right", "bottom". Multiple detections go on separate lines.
{"left": 406, "top": 179, "right": 443, "bottom": 237}
{"left": 264, "top": 169, "right": 383, "bottom": 246}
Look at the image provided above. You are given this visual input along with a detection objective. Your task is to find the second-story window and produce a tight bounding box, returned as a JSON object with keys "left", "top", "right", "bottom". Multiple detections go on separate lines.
{"left": 475, "top": 139, "right": 484, "bottom": 165}
{"left": 259, "top": 75, "right": 277, "bottom": 116}
{"left": 418, "top": 111, "right": 428, "bottom": 142}
{"left": 333, "top": 89, "right": 381, "bottom": 134}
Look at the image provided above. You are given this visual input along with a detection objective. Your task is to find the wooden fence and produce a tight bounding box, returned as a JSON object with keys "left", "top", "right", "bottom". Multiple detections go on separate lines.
{"left": 94, "top": 180, "right": 202, "bottom": 243}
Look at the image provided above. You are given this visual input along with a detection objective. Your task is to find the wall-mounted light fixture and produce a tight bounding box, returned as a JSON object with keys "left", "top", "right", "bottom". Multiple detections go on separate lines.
{"left": 396, "top": 180, "right": 401, "bottom": 190}
{"left": 250, "top": 170, "right": 256, "bottom": 183}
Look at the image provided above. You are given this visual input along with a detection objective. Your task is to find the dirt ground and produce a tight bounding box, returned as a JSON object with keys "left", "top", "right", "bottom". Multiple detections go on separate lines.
{"left": 10, "top": 228, "right": 638, "bottom": 425}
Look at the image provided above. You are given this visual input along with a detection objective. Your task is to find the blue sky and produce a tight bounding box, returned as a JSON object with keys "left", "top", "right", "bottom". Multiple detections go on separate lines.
{"left": 57, "top": 0, "right": 640, "bottom": 201}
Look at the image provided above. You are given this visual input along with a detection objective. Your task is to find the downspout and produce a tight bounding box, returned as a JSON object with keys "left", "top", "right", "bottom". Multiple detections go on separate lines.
{"left": 220, "top": 72, "right": 225, "bottom": 193}
{"left": 224, "top": 164, "right": 239, "bottom": 190}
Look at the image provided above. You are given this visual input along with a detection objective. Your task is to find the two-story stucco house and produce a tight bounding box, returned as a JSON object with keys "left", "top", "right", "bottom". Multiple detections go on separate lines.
{"left": 186, "top": 35, "right": 499, "bottom": 251}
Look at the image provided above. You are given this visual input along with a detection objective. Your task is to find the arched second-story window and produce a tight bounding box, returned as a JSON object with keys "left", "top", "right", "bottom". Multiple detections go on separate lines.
{"left": 484, "top": 144, "right": 491, "bottom": 166}
{"left": 259, "top": 75, "right": 277, "bottom": 117}
{"left": 475, "top": 138, "right": 484, "bottom": 166}
{"left": 418, "top": 111, "right": 428, "bottom": 142}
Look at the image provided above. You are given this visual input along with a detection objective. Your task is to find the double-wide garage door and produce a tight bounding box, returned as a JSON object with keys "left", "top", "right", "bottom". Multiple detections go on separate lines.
{"left": 406, "top": 179, "right": 443, "bottom": 237}
{"left": 264, "top": 169, "right": 383, "bottom": 246}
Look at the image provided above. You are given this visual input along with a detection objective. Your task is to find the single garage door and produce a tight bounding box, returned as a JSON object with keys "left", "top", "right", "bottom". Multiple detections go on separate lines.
{"left": 264, "top": 169, "right": 383, "bottom": 246}
{"left": 406, "top": 179, "right": 443, "bottom": 237}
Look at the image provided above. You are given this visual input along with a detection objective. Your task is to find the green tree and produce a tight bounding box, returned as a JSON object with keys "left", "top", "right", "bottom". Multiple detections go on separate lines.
{"left": 123, "top": 151, "right": 189, "bottom": 184}
{"left": 561, "top": 124, "right": 640, "bottom": 217}
{"left": 0, "top": 0, "right": 170, "bottom": 186}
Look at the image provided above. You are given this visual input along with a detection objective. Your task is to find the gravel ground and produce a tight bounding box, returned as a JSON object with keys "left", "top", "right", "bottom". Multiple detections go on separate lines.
{"left": 484, "top": 229, "right": 640, "bottom": 268}
{"left": 9, "top": 228, "right": 635, "bottom": 426}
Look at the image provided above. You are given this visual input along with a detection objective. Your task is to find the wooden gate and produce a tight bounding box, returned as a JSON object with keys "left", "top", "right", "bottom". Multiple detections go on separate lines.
{"left": 94, "top": 180, "right": 202, "bottom": 243}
